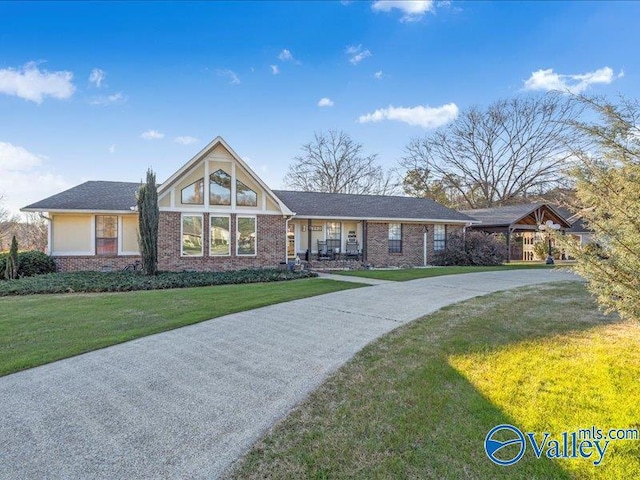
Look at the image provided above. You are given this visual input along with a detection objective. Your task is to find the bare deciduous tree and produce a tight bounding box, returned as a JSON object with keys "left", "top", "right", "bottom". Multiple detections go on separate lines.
{"left": 284, "top": 130, "right": 398, "bottom": 195}
{"left": 400, "top": 95, "right": 582, "bottom": 209}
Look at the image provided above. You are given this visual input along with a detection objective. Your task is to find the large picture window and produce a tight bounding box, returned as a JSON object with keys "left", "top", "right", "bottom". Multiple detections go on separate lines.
{"left": 210, "top": 169, "right": 231, "bottom": 205}
{"left": 236, "top": 180, "right": 257, "bottom": 207}
{"left": 210, "top": 216, "right": 230, "bottom": 256}
{"left": 182, "top": 215, "right": 203, "bottom": 256}
{"left": 434, "top": 224, "right": 446, "bottom": 251}
{"left": 96, "top": 215, "right": 118, "bottom": 255}
{"left": 237, "top": 216, "right": 256, "bottom": 256}
{"left": 388, "top": 223, "right": 402, "bottom": 253}
{"left": 181, "top": 178, "right": 204, "bottom": 205}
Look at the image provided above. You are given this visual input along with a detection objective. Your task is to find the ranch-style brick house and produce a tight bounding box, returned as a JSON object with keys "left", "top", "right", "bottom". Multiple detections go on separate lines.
{"left": 22, "top": 137, "right": 477, "bottom": 272}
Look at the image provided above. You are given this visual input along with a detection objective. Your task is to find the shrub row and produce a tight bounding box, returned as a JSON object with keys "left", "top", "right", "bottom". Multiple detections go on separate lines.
{"left": 432, "top": 232, "right": 508, "bottom": 266}
{"left": 0, "top": 251, "right": 57, "bottom": 279}
{"left": 0, "top": 268, "right": 317, "bottom": 296}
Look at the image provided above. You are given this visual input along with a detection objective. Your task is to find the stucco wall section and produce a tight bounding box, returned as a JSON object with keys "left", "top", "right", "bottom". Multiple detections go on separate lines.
{"left": 121, "top": 215, "right": 140, "bottom": 253}
{"left": 52, "top": 214, "right": 93, "bottom": 254}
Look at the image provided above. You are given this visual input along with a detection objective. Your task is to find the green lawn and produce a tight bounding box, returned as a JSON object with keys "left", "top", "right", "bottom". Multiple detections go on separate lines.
{"left": 232, "top": 282, "right": 640, "bottom": 479}
{"left": 0, "top": 278, "right": 361, "bottom": 376}
{"left": 334, "top": 263, "right": 557, "bottom": 281}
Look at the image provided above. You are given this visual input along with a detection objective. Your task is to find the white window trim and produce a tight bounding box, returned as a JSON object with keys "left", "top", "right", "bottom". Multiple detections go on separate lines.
{"left": 236, "top": 215, "right": 257, "bottom": 257}
{"left": 209, "top": 214, "right": 231, "bottom": 257}
{"left": 433, "top": 224, "right": 446, "bottom": 251}
{"left": 181, "top": 213, "right": 204, "bottom": 257}
{"left": 95, "top": 214, "right": 119, "bottom": 257}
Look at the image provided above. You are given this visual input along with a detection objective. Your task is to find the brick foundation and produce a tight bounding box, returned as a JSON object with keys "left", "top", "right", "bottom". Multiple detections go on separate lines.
{"left": 54, "top": 255, "right": 141, "bottom": 272}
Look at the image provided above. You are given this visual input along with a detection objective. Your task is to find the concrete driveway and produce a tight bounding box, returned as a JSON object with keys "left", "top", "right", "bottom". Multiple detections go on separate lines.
{"left": 0, "top": 269, "right": 578, "bottom": 479}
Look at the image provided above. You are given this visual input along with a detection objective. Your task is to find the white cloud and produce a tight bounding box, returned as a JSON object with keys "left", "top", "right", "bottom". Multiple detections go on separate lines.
{"left": 217, "top": 69, "right": 240, "bottom": 85}
{"left": 346, "top": 45, "right": 372, "bottom": 65}
{"left": 108, "top": 144, "right": 116, "bottom": 154}
{"left": 0, "top": 62, "right": 75, "bottom": 104}
{"left": 140, "top": 130, "right": 164, "bottom": 140}
{"left": 89, "top": 68, "right": 106, "bottom": 87}
{"left": 278, "top": 49, "right": 294, "bottom": 62}
{"left": 90, "top": 91, "right": 127, "bottom": 106}
{"left": 358, "top": 103, "right": 459, "bottom": 129}
{"left": 372, "top": 0, "right": 435, "bottom": 22}
{"left": 174, "top": 136, "right": 199, "bottom": 145}
{"left": 0, "top": 142, "right": 70, "bottom": 215}
{"left": 374, "top": 70, "right": 384, "bottom": 79}
{"left": 270, "top": 64, "right": 279, "bottom": 75}
{"left": 0, "top": 142, "right": 43, "bottom": 171}
{"left": 523, "top": 67, "right": 621, "bottom": 94}
{"left": 317, "top": 97, "right": 334, "bottom": 107}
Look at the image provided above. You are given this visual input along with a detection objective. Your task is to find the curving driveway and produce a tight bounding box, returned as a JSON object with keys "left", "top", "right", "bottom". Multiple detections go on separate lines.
{"left": 0, "top": 269, "right": 579, "bottom": 479}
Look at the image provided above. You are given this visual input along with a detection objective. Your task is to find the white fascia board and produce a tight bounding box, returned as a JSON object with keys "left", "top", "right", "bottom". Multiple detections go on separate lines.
{"left": 290, "top": 215, "right": 477, "bottom": 224}
{"left": 21, "top": 208, "right": 137, "bottom": 215}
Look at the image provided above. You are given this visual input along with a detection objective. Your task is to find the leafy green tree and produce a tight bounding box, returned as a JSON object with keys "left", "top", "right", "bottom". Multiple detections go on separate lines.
{"left": 561, "top": 96, "right": 640, "bottom": 321}
{"left": 137, "top": 168, "right": 159, "bottom": 276}
{"left": 5, "top": 235, "right": 18, "bottom": 280}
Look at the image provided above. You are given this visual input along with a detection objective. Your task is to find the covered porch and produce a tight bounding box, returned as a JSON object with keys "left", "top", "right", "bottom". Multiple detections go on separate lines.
{"left": 463, "top": 203, "right": 572, "bottom": 261}
{"left": 287, "top": 218, "right": 367, "bottom": 262}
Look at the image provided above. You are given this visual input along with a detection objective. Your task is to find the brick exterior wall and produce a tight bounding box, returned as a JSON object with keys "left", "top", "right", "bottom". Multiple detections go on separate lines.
{"left": 54, "top": 255, "right": 141, "bottom": 272}
{"left": 365, "top": 222, "right": 464, "bottom": 267}
{"left": 54, "top": 216, "right": 464, "bottom": 272}
{"left": 54, "top": 212, "right": 286, "bottom": 272}
{"left": 157, "top": 212, "right": 286, "bottom": 272}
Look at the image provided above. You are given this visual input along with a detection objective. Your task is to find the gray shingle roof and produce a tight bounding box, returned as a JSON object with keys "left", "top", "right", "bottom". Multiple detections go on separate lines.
{"left": 461, "top": 203, "right": 547, "bottom": 226}
{"left": 272, "top": 190, "right": 475, "bottom": 222}
{"left": 24, "top": 182, "right": 475, "bottom": 223}
{"left": 462, "top": 203, "right": 575, "bottom": 228}
{"left": 23, "top": 181, "right": 141, "bottom": 211}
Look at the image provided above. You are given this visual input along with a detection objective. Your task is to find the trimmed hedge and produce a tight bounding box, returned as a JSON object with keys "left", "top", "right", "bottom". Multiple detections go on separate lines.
{"left": 0, "top": 268, "right": 317, "bottom": 296}
{"left": 0, "top": 251, "right": 56, "bottom": 279}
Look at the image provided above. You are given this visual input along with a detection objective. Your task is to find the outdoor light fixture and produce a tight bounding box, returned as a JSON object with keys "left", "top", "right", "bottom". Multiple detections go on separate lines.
{"left": 538, "top": 220, "right": 561, "bottom": 264}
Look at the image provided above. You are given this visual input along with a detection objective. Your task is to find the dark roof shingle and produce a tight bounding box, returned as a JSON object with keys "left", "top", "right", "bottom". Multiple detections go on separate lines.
{"left": 460, "top": 203, "right": 546, "bottom": 226}
{"left": 23, "top": 181, "right": 141, "bottom": 211}
{"left": 273, "top": 190, "right": 474, "bottom": 222}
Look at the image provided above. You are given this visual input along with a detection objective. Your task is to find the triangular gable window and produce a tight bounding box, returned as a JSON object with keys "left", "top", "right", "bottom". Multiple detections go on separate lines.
{"left": 181, "top": 178, "right": 204, "bottom": 205}
{"left": 236, "top": 180, "right": 257, "bottom": 207}
{"left": 210, "top": 170, "right": 231, "bottom": 205}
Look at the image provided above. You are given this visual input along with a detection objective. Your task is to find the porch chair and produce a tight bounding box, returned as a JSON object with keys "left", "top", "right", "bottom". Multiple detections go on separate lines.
{"left": 326, "top": 239, "right": 341, "bottom": 260}
{"left": 317, "top": 240, "right": 331, "bottom": 260}
{"left": 345, "top": 241, "right": 360, "bottom": 260}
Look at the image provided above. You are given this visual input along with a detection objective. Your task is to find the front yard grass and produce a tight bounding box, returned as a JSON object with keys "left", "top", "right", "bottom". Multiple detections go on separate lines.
{"left": 0, "top": 278, "right": 362, "bottom": 376}
{"left": 334, "top": 263, "right": 556, "bottom": 281}
{"left": 232, "top": 282, "right": 640, "bottom": 479}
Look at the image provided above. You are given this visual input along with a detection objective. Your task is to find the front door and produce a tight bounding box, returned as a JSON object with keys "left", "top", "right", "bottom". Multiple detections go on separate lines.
{"left": 287, "top": 223, "right": 296, "bottom": 259}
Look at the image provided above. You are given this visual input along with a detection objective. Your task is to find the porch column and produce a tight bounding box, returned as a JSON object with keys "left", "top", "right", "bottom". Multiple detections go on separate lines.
{"left": 307, "top": 219, "right": 312, "bottom": 259}
{"left": 506, "top": 226, "right": 511, "bottom": 263}
{"left": 362, "top": 220, "right": 367, "bottom": 262}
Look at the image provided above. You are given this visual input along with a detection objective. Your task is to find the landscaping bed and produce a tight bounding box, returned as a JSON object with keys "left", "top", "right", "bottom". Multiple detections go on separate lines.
{"left": 0, "top": 268, "right": 317, "bottom": 296}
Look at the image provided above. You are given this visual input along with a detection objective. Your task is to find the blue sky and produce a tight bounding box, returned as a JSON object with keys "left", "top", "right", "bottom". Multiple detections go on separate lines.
{"left": 1, "top": 0, "right": 638, "bottom": 215}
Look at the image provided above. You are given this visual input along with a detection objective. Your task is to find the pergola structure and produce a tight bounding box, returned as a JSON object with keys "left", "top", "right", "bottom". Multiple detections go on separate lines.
{"left": 462, "top": 203, "right": 573, "bottom": 261}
